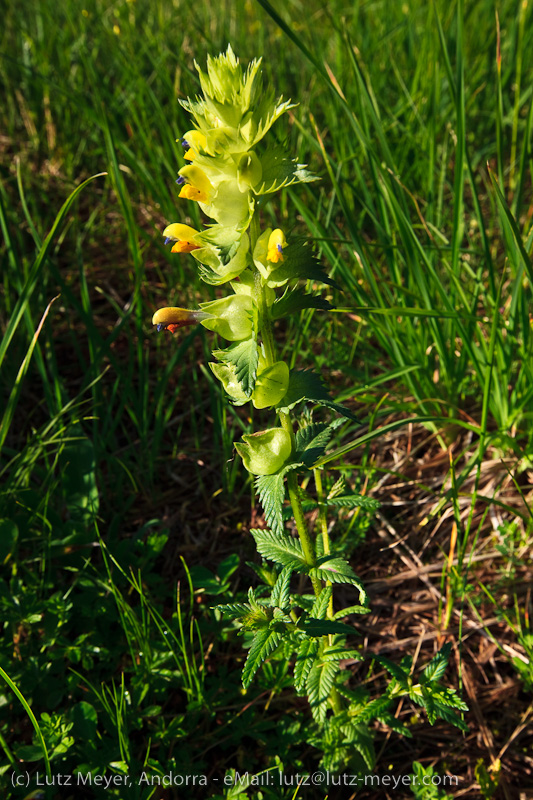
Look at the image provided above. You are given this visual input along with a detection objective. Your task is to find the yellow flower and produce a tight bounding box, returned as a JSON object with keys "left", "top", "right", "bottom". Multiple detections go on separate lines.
{"left": 163, "top": 223, "right": 201, "bottom": 253}
{"left": 267, "top": 229, "right": 286, "bottom": 263}
{"left": 177, "top": 165, "right": 213, "bottom": 204}
{"left": 152, "top": 307, "right": 211, "bottom": 333}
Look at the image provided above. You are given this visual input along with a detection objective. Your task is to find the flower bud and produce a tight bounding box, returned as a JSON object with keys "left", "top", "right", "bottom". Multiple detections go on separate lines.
{"left": 235, "top": 428, "right": 292, "bottom": 475}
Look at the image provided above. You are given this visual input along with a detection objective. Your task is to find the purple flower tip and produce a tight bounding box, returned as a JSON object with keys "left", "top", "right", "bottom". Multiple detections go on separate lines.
{"left": 176, "top": 176, "right": 186, "bottom": 185}
{"left": 156, "top": 324, "right": 164, "bottom": 332}
{"left": 181, "top": 138, "right": 190, "bottom": 150}
{"left": 277, "top": 243, "right": 283, "bottom": 254}
{"left": 164, "top": 237, "right": 172, "bottom": 245}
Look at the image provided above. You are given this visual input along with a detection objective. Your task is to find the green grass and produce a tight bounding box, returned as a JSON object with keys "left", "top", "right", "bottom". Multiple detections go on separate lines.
{"left": 1, "top": 0, "right": 532, "bottom": 797}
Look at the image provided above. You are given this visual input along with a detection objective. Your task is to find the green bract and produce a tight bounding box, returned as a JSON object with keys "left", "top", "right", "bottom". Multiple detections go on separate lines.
{"left": 199, "top": 295, "right": 253, "bottom": 341}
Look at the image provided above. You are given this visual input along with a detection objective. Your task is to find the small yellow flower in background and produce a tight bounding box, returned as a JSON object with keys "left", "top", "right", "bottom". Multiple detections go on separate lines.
{"left": 267, "top": 229, "right": 286, "bottom": 263}
{"left": 112, "top": 23, "right": 121, "bottom": 35}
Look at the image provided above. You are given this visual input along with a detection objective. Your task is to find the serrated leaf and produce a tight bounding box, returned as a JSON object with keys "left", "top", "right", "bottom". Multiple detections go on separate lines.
{"left": 422, "top": 642, "right": 452, "bottom": 683}
{"left": 375, "top": 654, "right": 410, "bottom": 684}
{"left": 310, "top": 586, "right": 332, "bottom": 620}
{"left": 271, "top": 287, "right": 333, "bottom": 320}
{"left": 213, "top": 337, "right": 259, "bottom": 397}
{"left": 278, "top": 369, "right": 359, "bottom": 421}
{"left": 327, "top": 475, "right": 346, "bottom": 499}
{"left": 250, "top": 529, "right": 306, "bottom": 568}
{"left": 270, "top": 565, "right": 292, "bottom": 609}
{"left": 295, "top": 421, "right": 343, "bottom": 467}
{"left": 334, "top": 604, "right": 371, "bottom": 619}
{"left": 254, "top": 473, "right": 285, "bottom": 536}
{"left": 294, "top": 638, "right": 319, "bottom": 693}
{"left": 306, "top": 659, "right": 339, "bottom": 725}
{"left": 321, "top": 647, "right": 362, "bottom": 663}
{"left": 242, "top": 627, "right": 283, "bottom": 688}
{"left": 267, "top": 239, "right": 338, "bottom": 287}
{"left": 309, "top": 557, "right": 367, "bottom": 601}
{"left": 255, "top": 145, "right": 318, "bottom": 195}
{"left": 215, "top": 602, "right": 252, "bottom": 621}
{"left": 328, "top": 494, "right": 381, "bottom": 511}
{"left": 377, "top": 711, "right": 412, "bottom": 738}
{"left": 302, "top": 618, "right": 356, "bottom": 637}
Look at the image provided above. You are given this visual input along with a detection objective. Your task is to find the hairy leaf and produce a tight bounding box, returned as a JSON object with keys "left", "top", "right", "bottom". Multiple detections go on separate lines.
{"left": 294, "top": 638, "right": 319, "bottom": 693}
{"left": 278, "top": 369, "right": 359, "bottom": 422}
{"left": 271, "top": 287, "right": 333, "bottom": 320}
{"left": 334, "top": 604, "right": 371, "bottom": 619}
{"left": 421, "top": 642, "right": 452, "bottom": 683}
{"left": 295, "top": 421, "right": 342, "bottom": 467}
{"left": 302, "top": 618, "right": 357, "bottom": 637}
{"left": 270, "top": 565, "right": 292, "bottom": 609}
{"left": 268, "top": 240, "right": 338, "bottom": 288}
{"left": 215, "top": 602, "right": 252, "bottom": 620}
{"left": 250, "top": 529, "right": 306, "bottom": 569}
{"left": 254, "top": 473, "right": 285, "bottom": 536}
{"left": 213, "top": 337, "right": 259, "bottom": 397}
{"left": 310, "top": 586, "right": 332, "bottom": 621}
{"left": 242, "top": 627, "right": 283, "bottom": 688}
{"left": 309, "top": 557, "right": 368, "bottom": 602}
{"left": 328, "top": 494, "right": 381, "bottom": 511}
{"left": 306, "top": 659, "right": 339, "bottom": 725}
{"left": 255, "top": 145, "right": 318, "bottom": 195}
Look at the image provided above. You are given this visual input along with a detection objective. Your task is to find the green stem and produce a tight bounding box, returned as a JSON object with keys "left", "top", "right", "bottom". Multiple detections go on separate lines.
{"left": 286, "top": 470, "right": 321, "bottom": 597}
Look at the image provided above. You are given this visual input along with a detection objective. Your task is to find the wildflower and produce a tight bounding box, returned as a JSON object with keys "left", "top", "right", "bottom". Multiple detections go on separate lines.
{"left": 163, "top": 223, "right": 201, "bottom": 253}
{"left": 180, "top": 130, "right": 207, "bottom": 161}
{"left": 152, "top": 306, "right": 212, "bottom": 334}
{"left": 177, "top": 165, "right": 214, "bottom": 204}
{"left": 267, "top": 229, "right": 286, "bottom": 263}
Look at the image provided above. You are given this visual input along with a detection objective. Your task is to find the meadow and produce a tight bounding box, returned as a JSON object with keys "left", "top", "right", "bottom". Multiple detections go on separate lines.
{"left": 0, "top": 0, "right": 532, "bottom": 797}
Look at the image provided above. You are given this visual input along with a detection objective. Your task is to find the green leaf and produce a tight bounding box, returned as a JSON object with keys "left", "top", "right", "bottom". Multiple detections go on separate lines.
{"left": 306, "top": 659, "right": 339, "bottom": 725}
{"left": 375, "top": 654, "right": 410, "bottom": 684}
{"left": 321, "top": 646, "right": 362, "bottom": 662}
{"left": 216, "top": 602, "right": 253, "bottom": 621}
{"left": 270, "top": 565, "right": 292, "bottom": 609}
{"left": 422, "top": 643, "right": 452, "bottom": 683}
{"left": 302, "top": 618, "right": 357, "bottom": 637}
{"left": 213, "top": 337, "right": 259, "bottom": 397}
{"left": 271, "top": 287, "right": 333, "bottom": 320}
{"left": 242, "top": 627, "right": 283, "bottom": 688}
{"left": 254, "top": 473, "right": 286, "bottom": 536}
{"left": 310, "top": 586, "right": 332, "bottom": 620}
{"left": 267, "top": 239, "right": 338, "bottom": 287}
{"left": 309, "top": 557, "right": 368, "bottom": 602}
{"left": 333, "top": 604, "right": 371, "bottom": 619}
{"left": 278, "top": 370, "right": 359, "bottom": 421}
{"left": 250, "top": 529, "right": 306, "bottom": 568}
{"left": 294, "top": 638, "right": 319, "bottom": 693}
{"left": 295, "top": 421, "right": 341, "bottom": 467}
{"left": 327, "top": 494, "right": 380, "bottom": 511}
{"left": 255, "top": 145, "right": 318, "bottom": 195}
